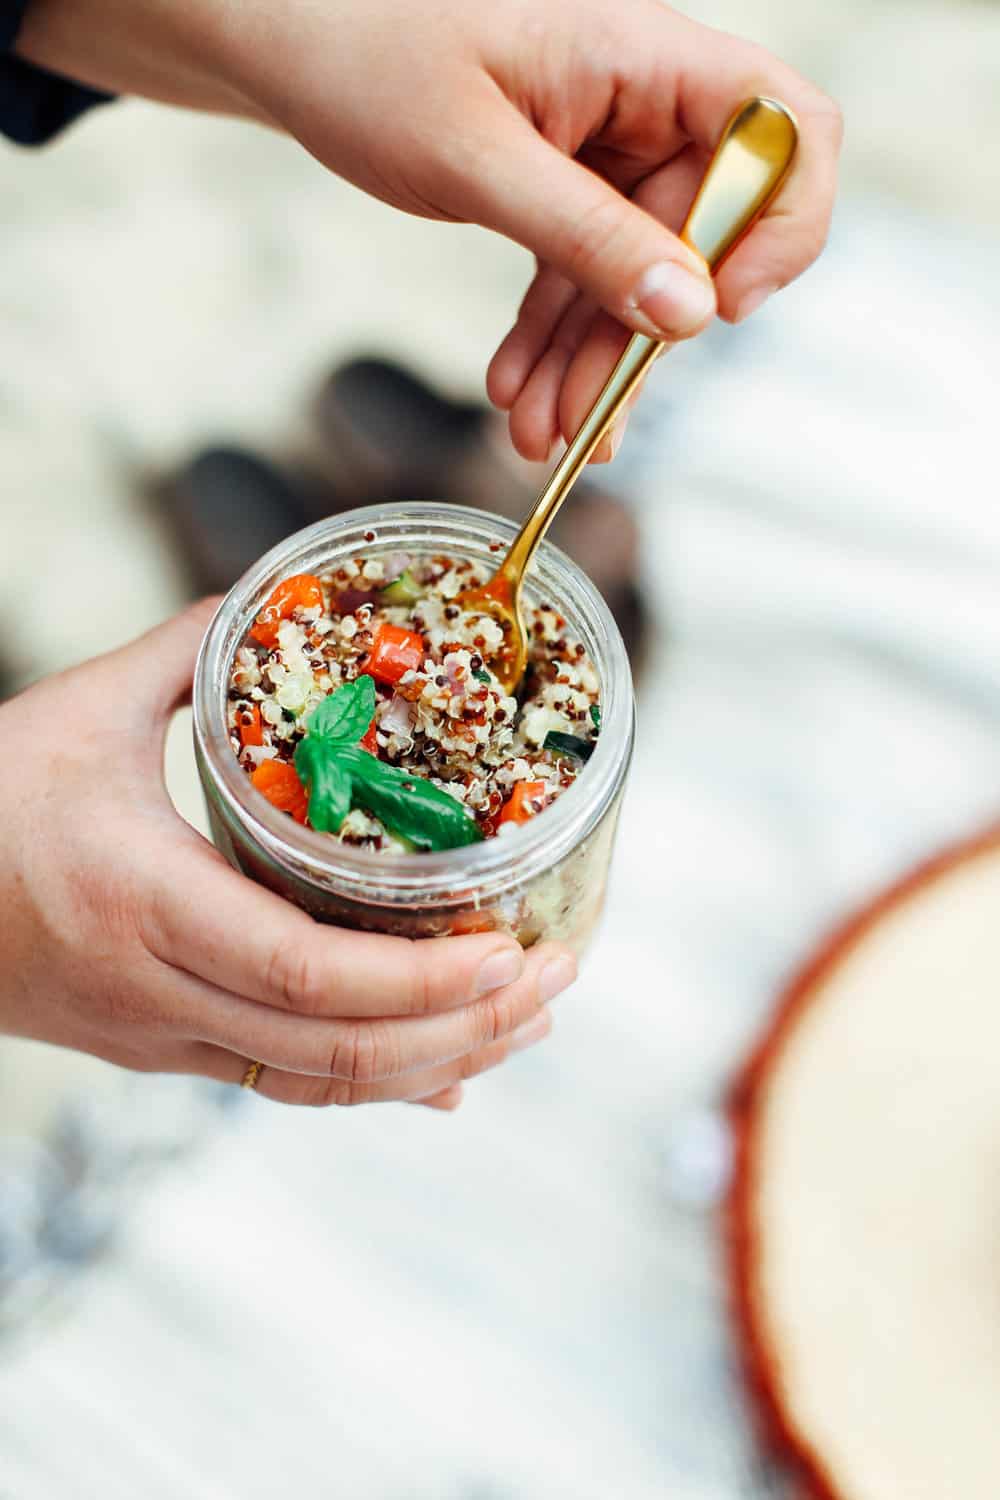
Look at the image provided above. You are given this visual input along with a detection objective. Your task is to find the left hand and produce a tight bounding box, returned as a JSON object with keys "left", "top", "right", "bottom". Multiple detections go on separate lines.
{"left": 0, "top": 599, "right": 570, "bottom": 1110}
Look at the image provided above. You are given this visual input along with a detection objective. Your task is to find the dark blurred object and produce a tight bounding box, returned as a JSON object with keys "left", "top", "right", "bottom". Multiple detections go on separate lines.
{"left": 152, "top": 357, "right": 648, "bottom": 670}
{"left": 308, "top": 358, "right": 643, "bottom": 604}
{"left": 0, "top": 1, "right": 115, "bottom": 148}
{"left": 310, "top": 357, "right": 483, "bottom": 505}
{"left": 149, "top": 447, "right": 322, "bottom": 598}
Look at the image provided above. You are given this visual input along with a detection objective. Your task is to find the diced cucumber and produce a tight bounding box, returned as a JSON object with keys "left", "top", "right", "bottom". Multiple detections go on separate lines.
{"left": 543, "top": 731, "right": 594, "bottom": 763}
{"left": 380, "top": 569, "right": 423, "bottom": 606}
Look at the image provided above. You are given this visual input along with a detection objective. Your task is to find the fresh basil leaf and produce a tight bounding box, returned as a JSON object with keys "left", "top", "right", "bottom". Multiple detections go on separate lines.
{"left": 294, "top": 737, "right": 353, "bottom": 832}
{"left": 305, "top": 676, "right": 376, "bottom": 746}
{"left": 340, "top": 748, "right": 482, "bottom": 851}
{"left": 589, "top": 703, "right": 601, "bottom": 730}
{"left": 543, "top": 730, "right": 594, "bottom": 763}
{"left": 472, "top": 668, "right": 492, "bottom": 685}
{"left": 295, "top": 677, "right": 482, "bottom": 850}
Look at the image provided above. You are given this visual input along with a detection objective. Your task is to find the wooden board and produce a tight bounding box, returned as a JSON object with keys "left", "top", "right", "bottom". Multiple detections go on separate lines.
{"left": 727, "top": 826, "right": 1000, "bottom": 1500}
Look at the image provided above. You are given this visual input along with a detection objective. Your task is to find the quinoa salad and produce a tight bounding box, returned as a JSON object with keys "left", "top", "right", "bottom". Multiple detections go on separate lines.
{"left": 227, "top": 548, "right": 602, "bottom": 854}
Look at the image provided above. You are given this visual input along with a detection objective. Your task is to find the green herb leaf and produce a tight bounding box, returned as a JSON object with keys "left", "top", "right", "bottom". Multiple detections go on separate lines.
{"left": 294, "top": 737, "right": 353, "bottom": 832}
{"left": 543, "top": 730, "right": 594, "bottom": 763}
{"left": 472, "top": 668, "right": 492, "bottom": 686}
{"left": 293, "top": 679, "right": 483, "bottom": 851}
{"left": 589, "top": 703, "right": 602, "bottom": 730}
{"left": 340, "top": 748, "right": 483, "bottom": 851}
{"left": 305, "top": 675, "right": 376, "bottom": 747}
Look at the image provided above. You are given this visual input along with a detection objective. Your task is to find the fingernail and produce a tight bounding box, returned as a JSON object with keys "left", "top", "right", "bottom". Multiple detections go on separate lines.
{"left": 593, "top": 417, "right": 628, "bottom": 465}
{"left": 538, "top": 954, "right": 577, "bottom": 1004}
{"left": 734, "top": 284, "right": 778, "bottom": 323}
{"left": 435, "top": 1084, "right": 464, "bottom": 1109}
{"left": 610, "top": 414, "right": 629, "bottom": 458}
{"left": 475, "top": 946, "right": 525, "bottom": 997}
{"left": 509, "top": 1007, "right": 552, "bottom": 1052}
{"left": 628, "top": 261, "right": 715, "bottom": 337}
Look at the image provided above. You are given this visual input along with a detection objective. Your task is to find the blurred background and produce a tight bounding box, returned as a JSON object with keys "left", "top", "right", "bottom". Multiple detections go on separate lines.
{"left": 1, "top": 0, "right": 999, "bottom": 1495}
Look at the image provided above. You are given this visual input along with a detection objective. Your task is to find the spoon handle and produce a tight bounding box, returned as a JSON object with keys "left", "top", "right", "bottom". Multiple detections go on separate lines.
{"left": 499, "top": 96, "right": 799, "bottom": 590}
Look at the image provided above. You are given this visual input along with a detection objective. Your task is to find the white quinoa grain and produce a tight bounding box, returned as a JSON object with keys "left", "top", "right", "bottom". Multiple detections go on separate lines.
{"left": 229, "top": 550, "right": 600, "bottom": 850}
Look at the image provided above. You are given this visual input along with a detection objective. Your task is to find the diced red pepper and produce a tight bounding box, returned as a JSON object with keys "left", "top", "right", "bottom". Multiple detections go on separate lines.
{"left": 449, "top": 910, "right": 496, "bottom": 935}
{"left": 237, "top": 703, "right": 264, "bottom": 748}
{"left": 360, "top": 717, "right": 379, "bottom": 754}
{"left": 364, "top": 623, "right": 425, "bottom": 686}
{"left": 251, "top": 760, "right": 308, "bottom": 824}
{"left": 497, "top": 780, "right": 548, "bottom": 827}
{"left": 250, "top": 573, "right": 324, "bottom": 648}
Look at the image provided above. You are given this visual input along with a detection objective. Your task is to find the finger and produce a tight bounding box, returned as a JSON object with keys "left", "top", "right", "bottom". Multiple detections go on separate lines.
{"left": 462, "top": 103, "right": 716, "bottom": 343}
{"left": 509, "top": 289, "right": 602, "bottom": 447}
{"left": 132, "top": 1040, "right": 462, "bottom": 1108}
{"left": 93, "top": 596, "right": 223, "bottom": 731}
{"left": 506, "top": 291, "right": 603, "bottom": 460}
{"left": 497, "top": 157, "right": 696, "bottom": 452}
{"left": 669, "top": 28, "right": 843, "bottom": 320}
{"left": 591, "top": 408, "right": 631, "bottom": 467}
{"left": 175, "top": 1007, "right": 553, "bottom": 1106}
{"left": 557, "top": 311, "right": 640, "bottom": 446}
{"left": 486, "top": 264, "right": 579, "bottom": 410}
{"left": 166, "top": 942, "right": 574, "bottom": 1081}
{"left": 508, "top": 301, "right": 639, "bottom": 466}
{"left": 145, "top": 836, "right": 527, "bottom": 1017}
{"left": 490, "top": 137, "right": 703, "bottom": 419}
{"left": 508, "top": 346, "right": 573, "bottom": 462}
{"left": 411, "top": 1085, "right": 464, "bottom": 1111}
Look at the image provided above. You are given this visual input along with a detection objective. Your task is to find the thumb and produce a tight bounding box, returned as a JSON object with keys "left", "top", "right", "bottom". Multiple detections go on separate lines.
{"left": 98, "top": 596, "right": 224, "bottom": 728}
{"left": 466, "top": 111, "right": 716, "bottom": 340}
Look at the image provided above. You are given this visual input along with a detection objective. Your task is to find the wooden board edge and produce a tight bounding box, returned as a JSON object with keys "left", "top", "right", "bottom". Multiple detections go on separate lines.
{"left": 722, "top": 820, "right": 1000, "bottom": 1500}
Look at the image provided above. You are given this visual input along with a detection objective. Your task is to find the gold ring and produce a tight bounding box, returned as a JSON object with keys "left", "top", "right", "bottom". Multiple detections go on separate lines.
{"left": 241, "top": 1060, "right": 265, "bottom": 1091}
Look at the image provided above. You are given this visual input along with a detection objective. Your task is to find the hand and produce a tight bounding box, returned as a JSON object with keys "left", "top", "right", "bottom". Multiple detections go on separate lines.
{"left": 0, "top": 600, "right": 575, "bottom": 1108}
{"left": 19, "top": 0, "right": 841, "bottom": 462}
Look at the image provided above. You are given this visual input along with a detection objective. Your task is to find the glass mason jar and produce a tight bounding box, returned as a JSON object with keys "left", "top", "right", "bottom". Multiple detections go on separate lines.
{"left": 193, "top": 502, "right": 634, "bottom": 954}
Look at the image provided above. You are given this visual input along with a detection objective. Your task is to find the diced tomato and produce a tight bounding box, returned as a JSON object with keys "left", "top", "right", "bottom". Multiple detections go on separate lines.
{"left": 364, "top": 622, "right": 425, "bottom": 686}
{"left": 237, "top": 703, "right": 264, "bottom": 748}
{"left": 360, "top": 717, "right": 379, "bottom": 754}
{"left": 497, "top": 780, "right": 548, "bottom": 827}
{"left": 250, "top": 573, "right": 324, "bottom": 648}
{"left": 449, "top": 910, "right": 497, "bottom": 935}
{"left": 250, "top": 760, "right": 308, "bottom": 824}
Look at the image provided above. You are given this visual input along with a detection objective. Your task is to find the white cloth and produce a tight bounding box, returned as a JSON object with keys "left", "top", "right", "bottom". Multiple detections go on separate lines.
{"left": 2, "top": 209, "right": 999, "bottom": 1499}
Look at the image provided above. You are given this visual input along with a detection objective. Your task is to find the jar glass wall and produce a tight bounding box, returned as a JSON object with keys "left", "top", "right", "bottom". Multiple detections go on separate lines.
{"left": 193, "top": 503, "right": 634, "bottom": 953}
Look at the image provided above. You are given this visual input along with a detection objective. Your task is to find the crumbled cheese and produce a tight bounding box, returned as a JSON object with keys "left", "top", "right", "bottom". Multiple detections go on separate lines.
{"left": 231, "top": 647, "right": 261, "bottom": 692}
{"left": 340, "top": 808, "right": 383, "bottom": 840}
{"left": 436, "top": 568, "right": 463, "bottom": 599}
{"left": 276, "top": 672, "right": 315, "bottom": 714}
{"left": 520, "top": 702, "right": 569, "bottom": 747}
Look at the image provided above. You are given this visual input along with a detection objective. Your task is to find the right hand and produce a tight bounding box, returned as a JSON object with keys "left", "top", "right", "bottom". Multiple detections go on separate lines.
{"left": 0, "top": 600, "right": 575, "bottom": 1109}
{"left": 19, "top": 0, "right": 840, "bottom": 464}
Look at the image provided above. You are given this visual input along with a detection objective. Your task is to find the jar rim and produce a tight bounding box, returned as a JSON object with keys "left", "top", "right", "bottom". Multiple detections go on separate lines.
{"left": 193, "top": 502, "right": 634, "bottom": 905}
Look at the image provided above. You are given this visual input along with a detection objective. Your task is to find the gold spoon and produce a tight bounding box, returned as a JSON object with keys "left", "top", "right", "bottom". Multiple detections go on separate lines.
{"left": 457, "top": 95, "right": 799, "bottom": 693}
